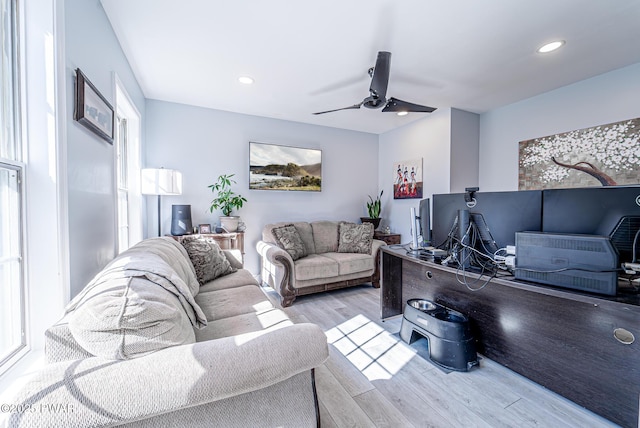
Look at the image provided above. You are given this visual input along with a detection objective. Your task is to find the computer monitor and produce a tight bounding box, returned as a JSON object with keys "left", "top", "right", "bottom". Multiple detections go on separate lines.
{"left": 419, "top": 198, "right": 431, "bottom": 246}
{"left": 410, "top": 198, "right": 431, "bottom": 249}
{"left": 542, "top": 186, "right": 640, "bottom": 264}
{"left": 432, "top": 190, "right": 543, "bottom": 256}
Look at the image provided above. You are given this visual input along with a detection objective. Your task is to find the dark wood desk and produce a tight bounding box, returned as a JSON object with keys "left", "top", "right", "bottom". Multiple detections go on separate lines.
{"left": 381, "top": 246, "right": 640, "bottom": 428}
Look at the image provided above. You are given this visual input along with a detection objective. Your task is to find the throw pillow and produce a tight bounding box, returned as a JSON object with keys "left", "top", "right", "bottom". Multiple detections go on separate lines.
{"left": 273, "top": 224, "right": 308, "bottom": 260}
{"left": 180, "top": 236, "right": 237, "bottom": 285}
{"left": 338, "top": 222, "right": 374, "bottom": 254}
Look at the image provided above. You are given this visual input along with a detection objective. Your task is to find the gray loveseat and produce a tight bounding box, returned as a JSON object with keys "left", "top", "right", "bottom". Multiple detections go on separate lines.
{"left": 257, "top": 221, "right": 385, "bottom": 307}
{"left": 6, "top": 237, "right": 328, "bottom": 427}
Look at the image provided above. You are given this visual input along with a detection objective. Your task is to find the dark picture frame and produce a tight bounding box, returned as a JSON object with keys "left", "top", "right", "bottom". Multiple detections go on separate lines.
{"left": 74, "top": 68, "right": 114, "bottom": 144}
{"left": 249, "top": 141, "right": 322, "bottom": 191}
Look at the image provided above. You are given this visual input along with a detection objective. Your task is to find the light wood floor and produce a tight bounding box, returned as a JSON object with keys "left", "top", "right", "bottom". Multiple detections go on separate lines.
{"left": 263, "top": 284, "right": 620, "bottom": 428}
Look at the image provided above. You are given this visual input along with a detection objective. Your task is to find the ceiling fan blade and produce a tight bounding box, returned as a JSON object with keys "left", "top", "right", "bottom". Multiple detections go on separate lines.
{"left": 312, "top": 103, "right": 362, "bottom": 115}
{"left": 382, "top": 97, "right": 437, "bottom": 113}
{"left": 369, "top": 51, "right": 391, "bottom": 100}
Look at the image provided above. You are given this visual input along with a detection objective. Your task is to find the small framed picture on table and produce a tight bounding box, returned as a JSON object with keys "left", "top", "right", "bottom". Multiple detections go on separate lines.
{"left": 198, "top": 224, "right": 212, "bottom": 234}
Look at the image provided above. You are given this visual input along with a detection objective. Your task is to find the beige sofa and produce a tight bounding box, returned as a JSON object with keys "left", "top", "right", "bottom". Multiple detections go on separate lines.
{"left": 6, "top": 237, "right": 328, "bottom": 428}
{"left": 257, "top": 221, "right": 385, "bottom": 307}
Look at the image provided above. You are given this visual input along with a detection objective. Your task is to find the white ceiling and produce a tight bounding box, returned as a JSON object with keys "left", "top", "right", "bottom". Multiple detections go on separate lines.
{"left": 100, "top": 0, "right": 640, "bottom": 134}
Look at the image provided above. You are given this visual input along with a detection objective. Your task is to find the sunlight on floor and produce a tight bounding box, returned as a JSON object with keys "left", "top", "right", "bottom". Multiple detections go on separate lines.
{"left": 325, "top": 314, "right": 416, "bottom": 380}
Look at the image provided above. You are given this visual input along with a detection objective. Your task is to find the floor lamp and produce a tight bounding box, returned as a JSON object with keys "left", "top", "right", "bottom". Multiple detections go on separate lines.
{"left": 141, "top": 168, "right": 183, "bottom": 236}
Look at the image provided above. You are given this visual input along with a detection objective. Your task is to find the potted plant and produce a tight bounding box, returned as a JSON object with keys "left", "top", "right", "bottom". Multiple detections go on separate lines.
{"left": 360, "top": 190, "right": 383, "bottom": 229}
{"left": 208, "top": 174, "right": 247, "bottom": 232}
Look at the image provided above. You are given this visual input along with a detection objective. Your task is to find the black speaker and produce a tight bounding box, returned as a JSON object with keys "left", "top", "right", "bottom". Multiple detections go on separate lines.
{"left": 171, "top": 205, "right": 192, "bottom": 236}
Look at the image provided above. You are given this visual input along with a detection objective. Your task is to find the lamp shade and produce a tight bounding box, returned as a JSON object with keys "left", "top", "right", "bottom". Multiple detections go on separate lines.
{"left": 141, "top": 168, "right": 182, "bottom": 195}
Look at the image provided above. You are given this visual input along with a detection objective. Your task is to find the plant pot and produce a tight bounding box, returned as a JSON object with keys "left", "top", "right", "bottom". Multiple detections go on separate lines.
{"left": 360, "top": 217, "right": 381, "bottom": 230}
{"left": 220, "top": 216, "right": 240, "bottom": 232}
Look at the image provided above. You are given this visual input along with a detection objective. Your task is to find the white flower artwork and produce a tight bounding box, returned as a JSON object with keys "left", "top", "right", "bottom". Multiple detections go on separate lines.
{"left": 518, "top": 118, "right": 640, "bottom": 190}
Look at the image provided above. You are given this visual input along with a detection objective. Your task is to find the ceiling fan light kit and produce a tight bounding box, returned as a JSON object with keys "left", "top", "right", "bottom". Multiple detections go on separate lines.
{"left": 313, "top": 51, "right": 437, "bottom": 116}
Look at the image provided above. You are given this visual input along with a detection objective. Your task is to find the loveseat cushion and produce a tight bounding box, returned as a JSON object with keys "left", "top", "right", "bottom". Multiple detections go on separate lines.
{"left": 311, "top": 221, "right": 339, "bottom": 253}
{"left": 337, "top": 222, "right": 374, "bottom": 254}
{"left": 180, "top": 235, "right": 237, "bottom": 285}
{"left": 322, "top": 252, "right": 374, "bottom": 275}
{"left": 294, "top": 254, "right": 339, "bottom": 281}
{"left": 273, "top": 224, "right": 308, "bottom": 260}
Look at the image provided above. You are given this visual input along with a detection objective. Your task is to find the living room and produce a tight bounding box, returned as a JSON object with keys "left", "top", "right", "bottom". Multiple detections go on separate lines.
{"left": 1, "top": 0, "right": 640, "bottom": 427}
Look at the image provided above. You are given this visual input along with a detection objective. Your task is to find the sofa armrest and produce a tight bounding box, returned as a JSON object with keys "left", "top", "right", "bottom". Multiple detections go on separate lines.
{"left": 372, "top": 239, "right": 386, "bottom": 255}
{"left": 256, "top": 241, "right": 297, "bottom": 306}
{"left": 6, "top": 323, "right": 328, "bottom": 428}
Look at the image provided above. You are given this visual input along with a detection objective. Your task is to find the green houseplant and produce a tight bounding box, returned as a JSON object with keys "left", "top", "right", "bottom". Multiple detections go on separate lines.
{"left": 208, "top": 174, "right": 247, "bottom": 232}
{"left": 361, "top": 190, "right": 383, "bottom": 229}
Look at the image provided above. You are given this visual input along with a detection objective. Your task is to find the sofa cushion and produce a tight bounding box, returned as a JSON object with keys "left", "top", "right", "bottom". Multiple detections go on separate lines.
{"left": 311, "top": 221, "right": 339, "bottom": 253}
{"left": 272, "top": 224, "right": 308, "bottom": 260}
{"left": 294, "top": 254, "right": 339, "bottom": 281}
{"left": 180, "top": 235, "right": 237, "bottom": 285}
{"left": 199, "top": 269, "right": 259, "bottom": 293}
{"left": 194, "top": 308, "right": 293, "bottom": 341}
{"left": 337, "top": 222, "right": 374, "bottom": 254}
{"left": 322, "top": 252, "right": 374, "bottom": 275}
{"left": 195, "top": 285, "right": 273, "bottom": 321}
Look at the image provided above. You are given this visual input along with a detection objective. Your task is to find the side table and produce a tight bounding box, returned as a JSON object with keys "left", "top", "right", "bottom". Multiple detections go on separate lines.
{"left": 373, "top": 231, "right": 401, "bottom": 245}
{"left": 169, "top": 232, "right": 245, "bottom": 265}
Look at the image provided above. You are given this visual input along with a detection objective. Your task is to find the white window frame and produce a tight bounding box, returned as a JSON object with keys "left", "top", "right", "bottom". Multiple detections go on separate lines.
{"left": 114, "top": 74, "right": 142, "bottom": 253}
{"left": 0, "top": 0, "right": 26, "bottom": 373}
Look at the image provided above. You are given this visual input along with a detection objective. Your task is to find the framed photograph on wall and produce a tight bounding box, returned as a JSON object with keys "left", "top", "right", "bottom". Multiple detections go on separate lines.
{"left": 74, "top": 68, "right": 114, "bottom": 144}
{"left": 249, "top": 142, "right": 322, "bottom": 191}
{"left": 393, "top": 158, "right": 423, "bottom": 199}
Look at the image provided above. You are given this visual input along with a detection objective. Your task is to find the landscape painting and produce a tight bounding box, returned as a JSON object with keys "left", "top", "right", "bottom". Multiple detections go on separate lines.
{"left": 249, "top": 142, "right": 322, "bottom": 191}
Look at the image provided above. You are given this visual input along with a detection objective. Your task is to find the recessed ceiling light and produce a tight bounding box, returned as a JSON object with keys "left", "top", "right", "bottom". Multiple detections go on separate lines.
{"left": 397, "top": 111, "right": 409, "bottom": 116}
{"left": 238, "top": 76, "right": 254, "bottom": 84}
{"left": 537, "top": 40, "right": 565, "bottom": 54}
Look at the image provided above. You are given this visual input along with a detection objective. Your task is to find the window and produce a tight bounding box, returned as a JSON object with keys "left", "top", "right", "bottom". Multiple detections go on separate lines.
{"left": 116, "top": 117, "right": 129, "bottom": 251}
{"left": 114, "top": 77, "right": 142, "bottom": 253}
{"left": 0, "top": 0, "right": 25, "bottom": 367}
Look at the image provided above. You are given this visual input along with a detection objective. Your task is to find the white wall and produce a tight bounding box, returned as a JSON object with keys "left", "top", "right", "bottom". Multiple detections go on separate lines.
{"left": 450, "top": 108, "right": 480, "bottom": 193}
{"left": 378, "top": 109, "right": 453, "bottom": 242}
{"left": 378, "top": 108, "right": 480, "bottom": 243}
{"left": 479, "top": 62, "right": 640, "bottom": 191}
{"left": 64, "top": 0, "right": 145, "bottom": 297}
{"left": 145, "top": 100, "right": 379, "bottom": 274}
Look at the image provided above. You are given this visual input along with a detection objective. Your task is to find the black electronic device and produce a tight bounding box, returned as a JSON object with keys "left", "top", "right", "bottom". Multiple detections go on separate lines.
{"left": 418, "top": 198, "right": 431, "bottom": 246}
{"left": 432, "top": 190, "right": 543, "bottom": 260}
{"left": 170, "top": 204, "right": 193, "bottom": 236}
{"left": 515, "top": 231, "right": 619, "bottom": 296}
{"left": 542, "top": 186, "right": 640, "bottom": 264}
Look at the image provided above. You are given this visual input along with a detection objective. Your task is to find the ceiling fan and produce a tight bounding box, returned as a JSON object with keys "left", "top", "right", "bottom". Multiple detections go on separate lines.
{"left": 313, "top": 51, "right": 437, "bottom": 115}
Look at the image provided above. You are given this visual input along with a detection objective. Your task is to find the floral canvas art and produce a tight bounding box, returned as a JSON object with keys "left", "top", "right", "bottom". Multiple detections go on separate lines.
{"left": 393, "top": 159, "right": 423, "bottom": 199}
{"left": 519, "top": 118, "right": 640, "bottom": 190}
